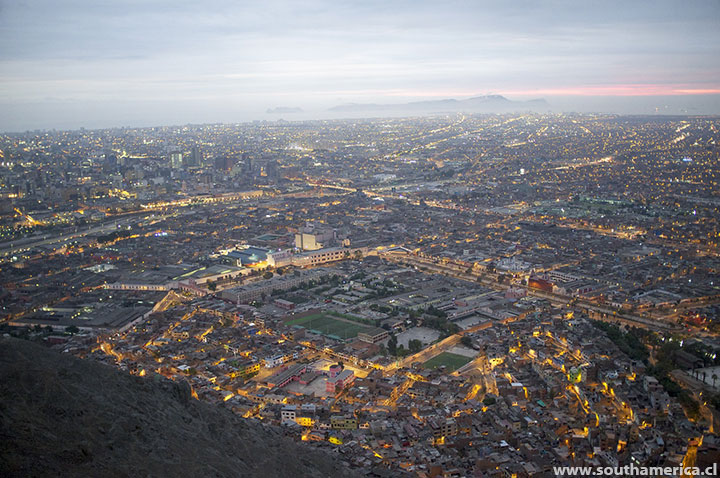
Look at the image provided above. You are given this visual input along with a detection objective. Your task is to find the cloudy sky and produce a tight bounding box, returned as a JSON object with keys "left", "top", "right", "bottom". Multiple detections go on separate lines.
{"left": 1, "top": 0, "right": 719, "bottom": 130}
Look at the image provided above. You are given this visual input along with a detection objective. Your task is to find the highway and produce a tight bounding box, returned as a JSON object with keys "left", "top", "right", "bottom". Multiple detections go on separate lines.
{"left": 0, "top": 214, "right": 148, "bottom": 260}
{"left": 1, "top": 189, "right": 267, "bottom": 260}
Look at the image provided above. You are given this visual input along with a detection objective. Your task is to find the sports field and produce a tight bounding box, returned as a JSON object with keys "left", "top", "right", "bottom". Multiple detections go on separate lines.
{"left": 286, "top": 313, "right": 373, "bottom": 340}
{"left": 423, "top": 352, "right": 472, "bottom": 372}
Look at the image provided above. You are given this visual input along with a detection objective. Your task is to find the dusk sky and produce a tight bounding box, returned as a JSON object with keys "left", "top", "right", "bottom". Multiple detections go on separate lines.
{"left": 1, "top": 0, "right": 719, "bottom": 131}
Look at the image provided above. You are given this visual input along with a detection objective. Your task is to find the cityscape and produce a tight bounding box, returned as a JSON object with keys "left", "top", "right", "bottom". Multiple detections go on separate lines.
{"left": 1, "top": 112, "right": 720, "bottom": 476}
{"left": 1, "top": 1, "right": 720, "bottom": 477}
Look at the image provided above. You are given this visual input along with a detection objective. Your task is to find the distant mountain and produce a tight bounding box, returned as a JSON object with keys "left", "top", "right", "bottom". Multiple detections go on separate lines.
{"left": 329, "top": 95, "right": 549, "bottom": 115}
{"left": 0, "top": 338, "right": 361, "bottom": 478}
{"left": 267, "top": 106, "right": 304, "bottom": 114}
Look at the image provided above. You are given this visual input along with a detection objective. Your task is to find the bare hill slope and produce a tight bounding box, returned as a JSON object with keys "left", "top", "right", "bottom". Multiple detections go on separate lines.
{"left": 0, "top": 337, "right": 358, "bottom": 478}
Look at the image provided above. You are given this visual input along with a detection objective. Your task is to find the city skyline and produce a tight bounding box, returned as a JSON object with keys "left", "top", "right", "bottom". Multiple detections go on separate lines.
{"left": 2, "top": 113, "right": 720, "bottom": 475}
{"left": 1, "top": 0, "right": 720, "bottom": 131}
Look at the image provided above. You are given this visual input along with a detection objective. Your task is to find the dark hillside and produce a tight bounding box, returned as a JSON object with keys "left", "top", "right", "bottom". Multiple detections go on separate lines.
{"left": 0, "top": 337, "right": 358, "bottom": 478}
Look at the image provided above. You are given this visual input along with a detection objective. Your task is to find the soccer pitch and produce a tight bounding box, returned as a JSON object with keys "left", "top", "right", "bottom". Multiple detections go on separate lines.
{"left": 287, "top": 313, "right": 373, "bottom": 340}
{"left": 423, "top": 352, "right": 472, "bottom": 372}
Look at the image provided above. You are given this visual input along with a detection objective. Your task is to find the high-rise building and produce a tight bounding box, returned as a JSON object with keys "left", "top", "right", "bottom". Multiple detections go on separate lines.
{"left": 242, "top": 152, "right": 252, "bottom": 173}
{"left": 190, "top": 145, "right": 203, "bottom": 168}
{"left": 170, "top": 151, "right": 183, "bottom": 169}
{"left": 214, "top": 156, "right": 234, "bottom": 171}
{"left": 104, "top": 150, "right": 117, "bottom": 169}
{"left": 265, "top": 159, "right": 278, "bottom": 179}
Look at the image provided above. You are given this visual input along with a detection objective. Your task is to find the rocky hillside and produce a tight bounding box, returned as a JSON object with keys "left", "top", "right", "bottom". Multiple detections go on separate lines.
{"left": 0, "top": 337, "right": 359, "bottom": 478}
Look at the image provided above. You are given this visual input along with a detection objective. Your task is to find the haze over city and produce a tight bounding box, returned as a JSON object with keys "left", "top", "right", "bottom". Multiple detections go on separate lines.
{"left": 1, "top": 0, "right": 720, "bottom": 131}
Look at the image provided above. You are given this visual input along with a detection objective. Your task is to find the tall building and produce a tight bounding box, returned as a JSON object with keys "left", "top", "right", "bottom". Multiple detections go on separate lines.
{"left": 104, "top": 150, "right": 117, "bottom": 170}
{"left": 214, "top": 155, "right": 234, "bottom": 171}
{"left": 170, "top": 151, "right": 183, "bottom": 169}
{"left": 242, "top": 153, "right": 252, "bottom": 173}
{"left": 190, "top": 144, "right": 203, "bottom": 168}
{"left": 264, "top": 159, "right": 279, "bottom": 179}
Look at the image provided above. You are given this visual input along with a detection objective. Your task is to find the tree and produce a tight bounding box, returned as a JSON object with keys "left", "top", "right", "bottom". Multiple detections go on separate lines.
{"left": 207, "top": 280, "right": 217, "bottom": 291}
{"left": 409, "top": 339, "right": 422, "bottom": 353}
{"left": 65, "top": 325, "right": 80, "bottom": 335}
{"left": 460, "top": 336, "right": 472, "bottom": 348}
{"left": 354, "top": 250, "right": 363, "bottom": 261}
{"left": 388, "top": 334, "right": 398, "bottom": 356}
{"left": 263, "top": 271, "right": 274, "bottom": 280}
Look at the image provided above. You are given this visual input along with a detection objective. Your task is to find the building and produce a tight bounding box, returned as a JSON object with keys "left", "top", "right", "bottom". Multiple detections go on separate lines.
{"left": 267, "top": 249, "right": 293, "bottom": 267}
{"left": 496, "top": 256, "right": 532, "bottom": 274}
{"left": 281, "top": 405, "right": 297, "bottom": 423}
{"left": 295, "top": 414, "right": 315, "bottom": 427}
{"left": 294, "top": 222, "right": 336, "bottom": 251}
{"left": 326, "top": 369, "right": 355, "bottom": 393}
{"left": 11, "top": 304, "right": 153, "bottom": 333}
{"left": 292, "top": 247, "right": 366, "bottom": 267}
{"left": 190, "top": 144, "right": 203, "bottom": 167}
{"left": 223, "top": 246, "right": 269, "bottom": 267}
{"left": 233, "top": 359, "right": 261, "bottom": 379}
{"left": 357, "top": 327, "right": 390, "bottom": 344}
{"left": 106, "top": 264, "right": 197, "bottom": 291}
{"left": 177, "top": 264, "right": 248, "bottom": 286}
{"left": 330, "top": 415, "right": 357, "bottom": 430}
{"left": 265, "top": 363, "right": 308, "bottom": 388}
{"left": 528, "top": 277, "right": 554, "bottom": 293}
{"left": 106, "top": 271, "right": 178, "bottom": 291}
{"left": 170, "top": 151, "right": 183, "bottom": 169}
{"left": 214, "top": 155, "right": 235, "bottom": 171}
{"left": 273, "top": 298, "right": 295, "bottom": 310}
{"left": 430, "top": 417, "right": 458, "bottom": 441}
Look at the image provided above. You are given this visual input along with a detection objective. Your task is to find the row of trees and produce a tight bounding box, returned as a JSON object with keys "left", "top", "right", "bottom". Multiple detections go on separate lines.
{"left": 382, "top": 334, "right": 424, "bottom": 357}
{"left": 591, "top": 321, "right": 711, "bottom": 420}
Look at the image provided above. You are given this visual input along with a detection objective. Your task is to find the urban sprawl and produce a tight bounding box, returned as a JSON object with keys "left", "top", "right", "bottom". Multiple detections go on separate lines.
{"left": 1, "top": 113, "right": 720, "bottom": 476}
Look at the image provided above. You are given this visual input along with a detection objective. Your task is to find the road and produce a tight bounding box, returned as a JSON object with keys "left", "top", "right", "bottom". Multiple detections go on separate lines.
{"left": 454, "top": 352, "right": 498, "bottom": 396}
{"left": 381, "top": 250, "right": 683, "bottom": 333}
{"left": 1, "top": 189, "right": 267, "bottom": 260}
{"left": 0, "top": 213, "right": 153, "bottom": 259}
{"left": 385, "top": 322, "right": 494, "bottom": 372}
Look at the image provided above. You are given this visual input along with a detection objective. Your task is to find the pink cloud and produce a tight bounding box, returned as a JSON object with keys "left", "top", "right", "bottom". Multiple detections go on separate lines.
{"left": 499, "top": 84, "right": 720, "bottom": 97}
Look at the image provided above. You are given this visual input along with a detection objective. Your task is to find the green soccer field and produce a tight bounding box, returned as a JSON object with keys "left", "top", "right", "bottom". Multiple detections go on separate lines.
{"left": 423, "top": 352, "right": 472, "bottom": 372}
{"left": 287, "top": 313, "right": 373, "bottom": 340}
